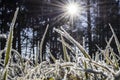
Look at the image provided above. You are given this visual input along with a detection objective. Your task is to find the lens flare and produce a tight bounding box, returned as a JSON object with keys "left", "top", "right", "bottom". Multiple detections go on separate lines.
{"left": 65, "top": 3, "right": 79, "bottom": 16}
{"left": 50, "top": 1, "right": 82, "bottom": 25}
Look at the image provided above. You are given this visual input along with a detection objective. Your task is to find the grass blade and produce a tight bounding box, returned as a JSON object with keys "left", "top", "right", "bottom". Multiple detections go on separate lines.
{"left": 35, "top": 41, "right": 39, "bottom": 66}
{"left": 61, "top": 35, "right": 70, "bottom": 62}
{"left": 40, "top": 24, "right": 49, "bottom": 63}
{"left": 109, "top": 24, "right": 120, "bottom": 55}
{"left": 54, "top": 27, "right": 91, "bottom": 59}
{"left": 3, "top": 8, "right": 19, "bottom": 80}
{"left": 49, "top": 51, "right": 56, "bottom": 63}
{"left": 4, "top": 8, "right": 19, "bottom": 67}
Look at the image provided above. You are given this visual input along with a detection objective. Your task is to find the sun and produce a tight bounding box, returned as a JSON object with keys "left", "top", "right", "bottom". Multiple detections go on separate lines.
{"left": 50, "top": 0, "right": 82, "bottom": 25}
{"left": 65, "top": 3, "right": 79, "bottom": 17}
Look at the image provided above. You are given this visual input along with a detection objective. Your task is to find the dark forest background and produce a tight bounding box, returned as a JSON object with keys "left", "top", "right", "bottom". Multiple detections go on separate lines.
{"left": 0, "top": 0, "right": 120, "bottom": 62}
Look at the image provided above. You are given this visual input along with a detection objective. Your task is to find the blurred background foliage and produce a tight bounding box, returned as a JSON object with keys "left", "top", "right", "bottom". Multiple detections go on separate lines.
{"left": 0, "top": 0, "right": 120, "bottom": 62}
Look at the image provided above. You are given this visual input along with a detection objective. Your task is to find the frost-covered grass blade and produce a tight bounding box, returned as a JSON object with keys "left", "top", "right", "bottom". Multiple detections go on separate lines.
{"left": 2, "top": 8, "right": 19, "bottom": 80}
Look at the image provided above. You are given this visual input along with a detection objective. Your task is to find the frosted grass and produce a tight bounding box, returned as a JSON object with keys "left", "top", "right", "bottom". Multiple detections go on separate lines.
{"left": 0, "top": 8, "right": 120, "bottom": 80}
